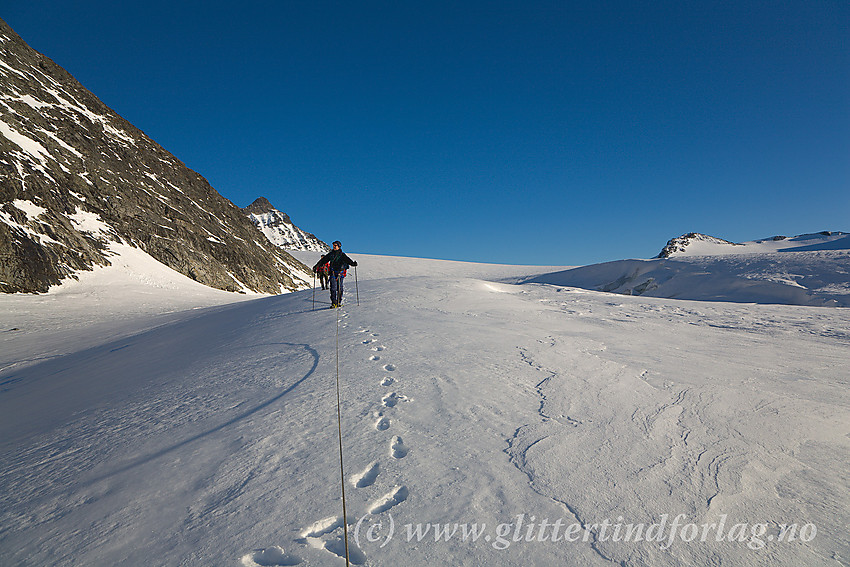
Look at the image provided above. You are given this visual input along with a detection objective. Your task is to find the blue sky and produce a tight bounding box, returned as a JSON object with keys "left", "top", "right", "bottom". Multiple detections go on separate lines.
{"left": 5, "top": 1, "right": 849, "bottom": 265}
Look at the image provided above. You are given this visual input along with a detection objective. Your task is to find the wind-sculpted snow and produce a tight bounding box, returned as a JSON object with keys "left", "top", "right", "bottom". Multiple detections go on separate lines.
{"left": 1, "top": 255, "right": 848, "bottom": 565}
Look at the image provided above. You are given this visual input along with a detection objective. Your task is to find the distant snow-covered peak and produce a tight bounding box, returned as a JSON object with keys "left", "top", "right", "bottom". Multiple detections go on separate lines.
{"left": 529, "top": 230, "right": 850, "bottom": 307}
{"left": 242, "top": 197, "right": 286, "bottom": 220}
{"left": 242, "top": 197, "right": 329, "bottom": 253}
{"left": 658, "top": 231, "right": 849, "bottom": 258}
{"left": 657, "top": 233, "right": 741, "bottom": 258}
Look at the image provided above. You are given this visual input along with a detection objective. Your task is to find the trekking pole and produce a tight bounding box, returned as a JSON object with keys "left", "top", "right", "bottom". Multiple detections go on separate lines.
{"left": 355, "top": 265, "right": 359, "bottom": 306}
{"left": 312, "top": 272, "right": 316, "bottom": 311}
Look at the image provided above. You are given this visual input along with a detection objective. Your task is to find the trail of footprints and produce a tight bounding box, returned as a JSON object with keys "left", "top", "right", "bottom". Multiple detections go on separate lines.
{"left": 249, "top": 328, "right": 412, "bottom": 565}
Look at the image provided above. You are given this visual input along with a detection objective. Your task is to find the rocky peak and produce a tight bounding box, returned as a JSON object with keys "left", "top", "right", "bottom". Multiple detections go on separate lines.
{"left": 657, "top": 233, "right": 740, "bottom": 258}
{"left": 242, "top": 197, "right": 286, "bottom": 220}
{"left": 242, "top": 197, "right": 328, "bottom": 253}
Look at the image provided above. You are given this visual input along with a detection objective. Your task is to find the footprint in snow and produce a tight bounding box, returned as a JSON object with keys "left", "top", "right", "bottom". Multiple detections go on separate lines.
{"left": 383, "top": 364, "right": 396, "bottom": 372}
{"left": 375, "top": 416, "right": 390, "bottom": 430}
{"left": 391, "top": 436, "right": 409, "bottom": 459}
{"left": 372, "top": 345, "right": 385, "bottom": 352}
{"left": 298, "top": 516, "right": 368, "bottom": 563}
{"left": 368, "top": 485, "right": 409, "bottom": 514}
{"left": 323, "top": 535, "right": 367, "bottom": 565}
{"left": 241, "top": 546, "right": 301, "bottom": 566}
{"left": 351, "top": 461, "right": 381, "bottom": 488}
{"left": 382, "top": 392, "right": 408, "bottom": 408}
{"left": 370, "top": 355, "right": 381, "bottom": 361}
{"left": 300, "top": 516, "right": 346, "bottom": 540}
{"left": 362, "top": 338, "right": 375, "bottom": 344}
{"left": 381, "top": 377, "right": 395, "bottom": 386}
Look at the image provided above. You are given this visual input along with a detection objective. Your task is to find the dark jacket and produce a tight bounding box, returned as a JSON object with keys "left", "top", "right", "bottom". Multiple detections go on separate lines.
{"left": 314, "top": 249, "right": 357, "bottom": 273}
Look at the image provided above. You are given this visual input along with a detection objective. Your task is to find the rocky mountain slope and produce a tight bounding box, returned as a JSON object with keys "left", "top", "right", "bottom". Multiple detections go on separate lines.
{"left": 0, "top": 18, "right": 310, "bottom": 294}
{"left": 243, "top": 197, "right": 328, "bottom": 253}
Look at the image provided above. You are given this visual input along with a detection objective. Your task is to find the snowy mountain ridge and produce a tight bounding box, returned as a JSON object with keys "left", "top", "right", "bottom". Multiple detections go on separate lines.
{"left": 243, "top": 197, "right": 329, "bottom": 253}
{"left": 530, "top": 230, "right": 850, "bottom": 307}
{"left": 658, "top": 230, "right": 849, "bottom": 258}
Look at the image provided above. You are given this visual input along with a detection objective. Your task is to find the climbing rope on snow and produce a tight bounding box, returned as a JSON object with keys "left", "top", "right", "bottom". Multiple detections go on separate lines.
{"left": 334, "top": 306, "right": 351, "bottom": 566}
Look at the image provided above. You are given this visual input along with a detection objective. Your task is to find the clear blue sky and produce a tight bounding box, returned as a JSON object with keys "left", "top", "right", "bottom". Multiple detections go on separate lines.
{"left": 5, "top": 1, "right": 849, "bottom": 265}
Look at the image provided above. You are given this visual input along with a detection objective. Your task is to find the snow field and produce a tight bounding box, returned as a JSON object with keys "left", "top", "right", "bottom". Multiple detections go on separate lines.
{"left": 1, "top": 253, "right": 848, "bottom": 565}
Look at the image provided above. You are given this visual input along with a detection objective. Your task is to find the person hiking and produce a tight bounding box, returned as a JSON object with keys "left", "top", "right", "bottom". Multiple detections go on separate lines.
{"left": 316, "top": 261, "right": 330, "bottom": 290}
{"left": 313, "top": 241, "right": 357, "bottom": 308}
